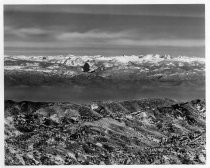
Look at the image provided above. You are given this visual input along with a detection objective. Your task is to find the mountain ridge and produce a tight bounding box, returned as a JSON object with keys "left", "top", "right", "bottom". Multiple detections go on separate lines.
{"left": 4, "top": 54, "right": 205, "bottom": 87}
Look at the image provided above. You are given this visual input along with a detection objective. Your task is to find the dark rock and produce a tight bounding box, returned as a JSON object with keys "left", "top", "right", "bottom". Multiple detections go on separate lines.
{"left": 82, "top": 62, "right": 90, "bottom": 72}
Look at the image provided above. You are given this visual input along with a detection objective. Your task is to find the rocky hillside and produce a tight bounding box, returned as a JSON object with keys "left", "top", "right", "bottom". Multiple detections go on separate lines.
{"left": 4, "top": 54, "right": 205, "bottom": 87}
{"left": 5, "top": 98, "right": 206, "bottom": 165}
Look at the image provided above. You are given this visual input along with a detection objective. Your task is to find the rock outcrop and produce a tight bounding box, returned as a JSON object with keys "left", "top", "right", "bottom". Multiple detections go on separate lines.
{"left": 5, "top": 98, "right": 206, "bottom": 165}
{"left": 82, "top": 62, "right": 90, "bottom": 72}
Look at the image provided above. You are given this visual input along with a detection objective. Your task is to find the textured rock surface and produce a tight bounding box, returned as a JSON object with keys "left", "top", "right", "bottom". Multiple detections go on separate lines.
{"left": 5, "top": 98, "right": 205, "bottom": 165}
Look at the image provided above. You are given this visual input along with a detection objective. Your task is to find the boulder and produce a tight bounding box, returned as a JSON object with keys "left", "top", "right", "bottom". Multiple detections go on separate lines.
{"left": 82, "top": 63, "right": 90, "bottom": 72}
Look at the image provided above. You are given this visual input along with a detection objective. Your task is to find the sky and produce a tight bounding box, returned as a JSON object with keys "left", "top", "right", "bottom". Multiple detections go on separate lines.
{"left": 4, "top": 5, "right": 205, "bottom": 57}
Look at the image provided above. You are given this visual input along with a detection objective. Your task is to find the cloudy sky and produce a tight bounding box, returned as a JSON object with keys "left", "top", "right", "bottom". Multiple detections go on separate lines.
{"left": 4, "top": 5, "right": 205, "bottom": 57}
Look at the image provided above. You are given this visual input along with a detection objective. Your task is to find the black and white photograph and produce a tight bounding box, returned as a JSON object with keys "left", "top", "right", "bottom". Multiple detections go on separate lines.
{"left": 3, "top": 3, "right": 207, "bottom": 166}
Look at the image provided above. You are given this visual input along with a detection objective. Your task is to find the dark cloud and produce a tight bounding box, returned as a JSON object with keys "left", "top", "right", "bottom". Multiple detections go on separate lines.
{"left": 4, "top": 5, "right": 204, "bottom": 18}
{"left": 4, "top": 5, "right": 205, "bottom": 57}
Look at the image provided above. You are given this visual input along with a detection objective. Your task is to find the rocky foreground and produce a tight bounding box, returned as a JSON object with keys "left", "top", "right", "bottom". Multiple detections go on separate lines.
{"left": 5, "top": 98, "right": 206, "bottom": 165}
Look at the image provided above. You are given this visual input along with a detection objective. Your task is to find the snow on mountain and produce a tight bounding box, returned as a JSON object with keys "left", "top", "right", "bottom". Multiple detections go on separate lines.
{"left": 4, "top": 54, "right": 205, "bottom": 87}
{"left": 4, "top": 54, "right": 205, "bottom": 65}
{"left": 4, "top": 54, "right": 204, "bottom": 72}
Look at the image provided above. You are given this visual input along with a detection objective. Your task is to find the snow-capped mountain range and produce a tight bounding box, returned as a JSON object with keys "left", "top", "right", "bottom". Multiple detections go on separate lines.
{"left": 4, "top": 54, "right": 205, "bottom": 87}
{"left": 4, "top": 54, "right": 205, "bottom": 67}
